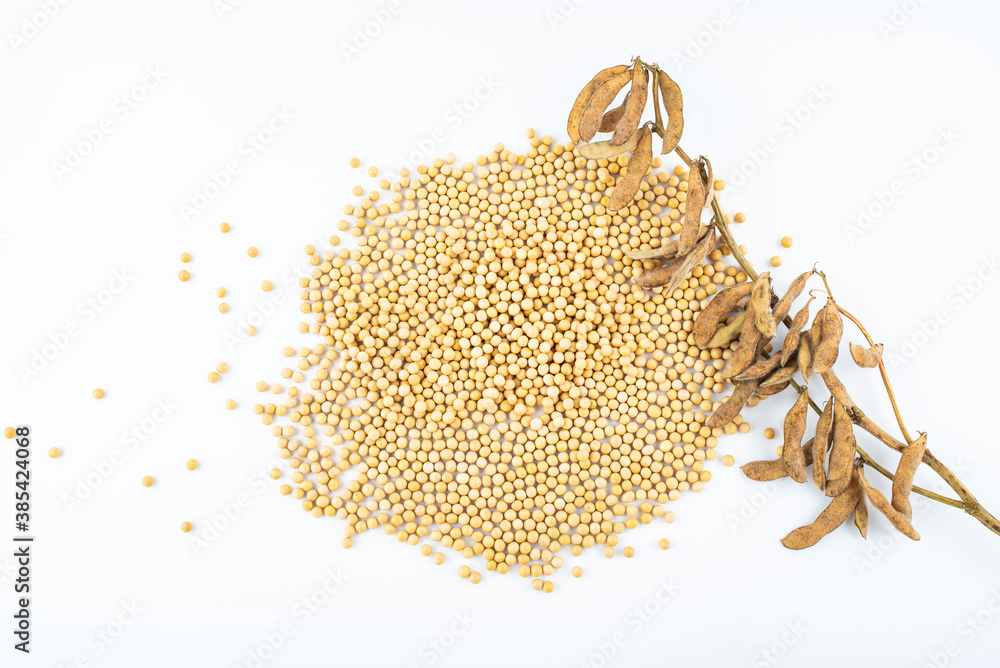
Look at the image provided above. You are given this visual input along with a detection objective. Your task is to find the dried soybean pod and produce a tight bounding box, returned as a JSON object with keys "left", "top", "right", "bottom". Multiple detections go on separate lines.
{"left": 599, "top": 102, "right": 627, "bottom": 133}
{"left": 722, "top": 301, "right": 762, "bottom": 379}
{"left": 812, "top": 398, "right": 835, "bottom": 492}
{"left": 706, "top": 379, "right": 759, "bottom": 428}
{"left": 781, "top": 296, "right": 814, "bottom": 366}
{"left": 754, "top": 381, "right": 789, "bottom": 398}
{"left": 678, "top": 161, "right": 706, "bottom": 255}
{"left": 891, "top": 433, "right": 927, "bottom": 521}
{"left": 760, "top": 358, "right": 799, "bottom": 388}
{"left": 858, "top": 466, "right": 920, "bottom": 540}
{"left": 814, "top": 298, "right": 843, "bottom": 374}
{"left": 743, "top": 439, "right": 815, "bottom": 481}
{"left": 826, "top": 401, "right": 855, "bottom": 497}
{"left": 658, "top": 226, "right": 716, "bottom": 297}
{"left": 567, "top": 64, "right": 629, "bottom": 142}
{"left": 657, "top": 69, "right": 684, "bottom": 154}
{"left": 610, "top": 66, "right": 648, "bottom": 146}
{"left": 854, "top": 469, "right": 870, "bottom": 539}
{"left": 750, "top": 272, "right": 776, "bottom": 337}
{"left": 797, "top": 333, "right": 814, "bottom": 382}
{"left": 772, "top": 270, "right": 814, "bottom": 323}
{"left": 575, "top": 127, "right": 643, "bottom": 160}
{"left": 607, "top": 125, "right": 652, "bottom": 211}
{"left": 782, "top": 388, "right": 811, "bottom": 483}
{"left": 626, "top": 225, "right": 709, "bottom": 261}
{"left": 634, "top": 256, "right": 684, "bottom": 289}
{"left": 810, "top": 305, "right": 825, "bottom": 355}
{"left": 849, "top": 342, "right": 884, "bottom": 369}
{"left": 579, "top": 69, "right": 633, "bottom": 142}
{"left": 780, "top": 479, "right": 860, "bottom": 550}
{"left": 706, "top": 312, "right": 747, "bottom": 349}
{"left": 734, "top": 352, "right": 782, "bottom": 382}
{"left": 820, "top": 369, "right": 857, "bottom": 411}
{"left": 693, "top": 282, "right": 753, "bottom": 347}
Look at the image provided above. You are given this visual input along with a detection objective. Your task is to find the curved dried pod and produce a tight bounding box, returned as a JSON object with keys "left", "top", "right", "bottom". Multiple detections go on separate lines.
{"left": 772, "top": 270, "right": 814, "bottom": 323}
{"left": 657, "top": 68, "right": 684, "bottom": 155}
{"left": 607, "top": 125, "right": 653, "bottom": 212}
{"left": 576, "top": 126, "right": 643, "bottom": 160}
{"left": 626, "top": 224, "right": 709, "bottom": 261}
{"left": 854, "top": 466, "right": 870, "bottom": 539}
{"left": 753, "top": 381, "right": 789, "bottom": 398}
{"left": 891, "top": 433, "right": 927, "bottom": 521}
{"left": 750, "top": 272, "right": 776, "bottom": 337}
{"left": 826, "top": 401, "right": 856, "bottom": 497}
{"left": 781, "top": 296, "right": 814, "bottom": 366}
{"left": 813, "top": 298, "right": 844, "bottom": 374}
{"left": 678, "top": 160, "right": 706, "bottom": 255}
{"left": 849, "top": 342, "right": 884, "bottom": 369}
{"left": 782, "top": 388, "right": 811, "bottom": 483}
{"left": 657, "top": 226, "right": 716, "bottom": 297}
{"left": 567, "top": 64, "right": 629, "bottom": 143}
{"left": 734, "top": 352, "right": 782, "bottom": 382}
{"left": 742, "top": 439, "right": 814, "bottom": 482}
{"left": 858, "top": 466, "right": 920, "bottom": 540}
{"left": 812, "top": 398, "right": 835, "bottom": 492}
{"left": 706, "top": 311, "right": 747, "bottom": 349}
{"left": 599, "top": 102, "right": 627, "bottom": 133}
{"left": 706, "top": 379, "right": 759, "bottom": 429}
{"left": 610, "top": 66, "right": 648, "bottom": 146}
{"left": 721, "top": 300, "right": 762, "bottom": 379}
{"left": 820, "top": 369, "right": 857, "bottom": 411}
{"left": 797, "top": 332, "right": 814, "bottom": 382}
{"left": 780, "top": 474, "right": 861, "bottom": 550}
{"left": 693, "top": 282, "right": 753, "bottom": 347}
{"left": 810, "top": 304, "right": 825, "bottom": 355}
{"left": 760, "top": 357, "right": 799, "bottom": 388}
{"left": 579, "top": 69, "right": 633, "bottom": 143}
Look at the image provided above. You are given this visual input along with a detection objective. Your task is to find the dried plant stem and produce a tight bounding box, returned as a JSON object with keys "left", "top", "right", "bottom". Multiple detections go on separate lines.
{"left": 685, "top": 148, "right": 1000, "bottom": 537}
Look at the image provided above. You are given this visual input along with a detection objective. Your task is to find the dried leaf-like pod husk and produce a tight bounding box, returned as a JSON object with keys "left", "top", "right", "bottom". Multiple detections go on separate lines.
{"left": 891, "top": 433, "right": 927, "bottom": 521}
{"left": 797, "top": 333, "right": 814, "bottom": 383}
{"left": 849, "top": 342, "right": 884, "bottom": 369}
{"left": 575, "top": 127, "right": 642, "bottom": 160}
{"left": 599, "top": 102, "right": 627, "bottom": 133}
{"left": 693, "top": 282, "right": 752, "bottom": 347}
{"left": 826, "top": 402, "right": 856, "bottom": 497}
{"left": 579, "top": 69, "right": 633, "bottom": 143}
{"left": 735, "top": 352, "right": 782, "bottom": 382}
{"left": 820, "top": 369, "right": 856, "bottom": 411}
{"left": 610, "top": 66, "right": 648, "bottom": 146}
{"left": 657, "top": 69, "right": 684, "bottom": 154}
{"left": 750, "top": 272, "right": 776, "bottom": 337}
{"left": 706, "top": 379, "right": 758, "bottom": 429}
{"left": 706, "top": 312, "right": 746, "bottom": 349}
{"left": 567, "top": 64, "right": 629, "bottom": 143}
{"left": 626, "top": 225, "right": 709, "bottom": 262}
{"left": 753, "top": 381, "right": 789, "bottom": 398}
{"left": 772, "top": 270, "right": 814, "bottom": 323}
{"left": 760, "top": 357, "right": 799, "bottom": 387}
{"left": 677, "top": 161, "right": 706, "bottom": 255}
{"left": 813, "top": 298, "right": 843, "bottom": 374}
{"left": 858, "top": 466, "right": 920, "bottom": 540}
{"left": 812, "top": 398, "right": 835, "bottom": 492}
{"left": 782, "top": 388, "right": 810, "bottom": 483}
{"left": 658, "top": 226, "right": 716, "bottom": 297}
{"left": 780, "top": 477, "right": 860, "bottom": 550}
{"left": 742, "top": 439, "right": 814, "bottom": 481}
{"left": 854, "top": 468, "right": 869, "bottom": 539}
{"left": 607, "top": 125, "right": 652, "bottom": 212}
{"left": 781, "top": 296, "right": 814, "bottom": 366}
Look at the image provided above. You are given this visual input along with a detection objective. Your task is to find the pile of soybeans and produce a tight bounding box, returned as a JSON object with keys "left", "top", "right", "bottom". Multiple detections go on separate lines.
{"left": 254, "top": 130, "right": 754, "bottom": 590}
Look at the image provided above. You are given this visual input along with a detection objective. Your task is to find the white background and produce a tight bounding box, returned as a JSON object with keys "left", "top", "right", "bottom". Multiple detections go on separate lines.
{"left": 2, "top": 1, "right": 1000, "bottom": 667}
